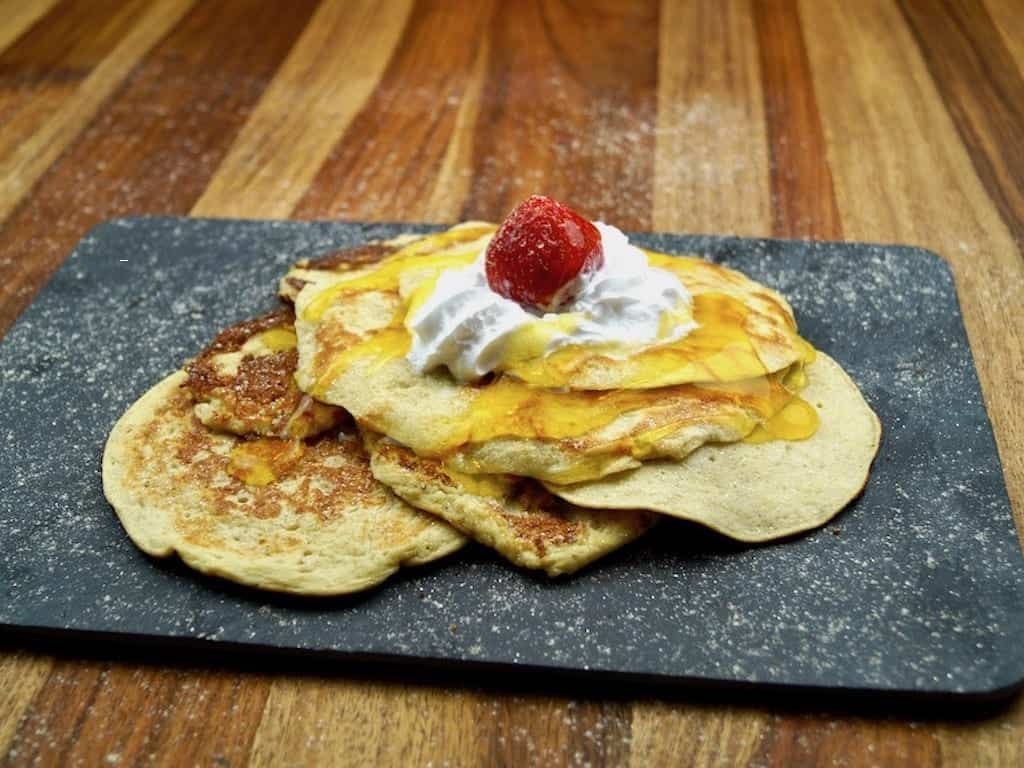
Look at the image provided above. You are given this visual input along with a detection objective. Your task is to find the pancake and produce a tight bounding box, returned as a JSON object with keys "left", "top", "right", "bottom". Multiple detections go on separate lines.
{"left": 363, "top": 431, "right": 656, "bottom": 576}
{"left": 278, "top": 233, "right": 427, "bottom": 303}
{"left": 294, "top": 223, "right": 806, "bottom": 391}
{"left": 291, "top": 225, "right": 815, "bottom": 482}
{"left": 297, "top": 348, "right": 804, "bottom": 484}
{"left": 546, "top": 353, "right": 881, "bottom": 542}
{"left": 185, "top": 308, "right": 343, "bottom": 439}
{"left": 503, "top": 251, "right": 805, "bottom": 389}
{"left": 103, "top": 372, "right": 466, "bottom": 595}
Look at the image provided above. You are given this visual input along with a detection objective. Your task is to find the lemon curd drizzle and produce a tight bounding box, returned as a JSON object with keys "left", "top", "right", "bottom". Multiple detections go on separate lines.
{"left": 504, "top": 292, "right": 778, "bottom": 387}
{"left": 346, "top": 361, "right": 809, "bottom": 462}
{"left": 253, "top": 327, "right": 297, "bottom": 351}
{"left": 311, "top": 289, "right": 800, "bottom": 391}
{"left": 742, "top": 396, "right": 819, "bottom": 444}
{"left": 227, "top": 438, "right": 306, "bottom": 486}
{"left": 302, "top": 235, "right": 820, "bottom": 451}
{"left": 302, "top": 225, "right": 496, "bottom": 323}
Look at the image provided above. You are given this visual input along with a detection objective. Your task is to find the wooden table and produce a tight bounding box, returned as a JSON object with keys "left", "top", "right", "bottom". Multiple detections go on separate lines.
{"left": 1, "top": 0, "right": 1022, "bottom": 764}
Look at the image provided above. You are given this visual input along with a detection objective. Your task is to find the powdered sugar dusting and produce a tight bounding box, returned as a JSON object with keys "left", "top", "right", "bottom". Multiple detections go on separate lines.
{"left": 1, "top": 218, "right": 1022, "bottom": 699}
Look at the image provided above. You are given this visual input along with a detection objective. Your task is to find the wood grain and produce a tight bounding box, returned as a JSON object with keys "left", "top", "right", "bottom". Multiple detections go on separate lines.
{"left": 0, "top": 0, "right": 153, "bottom": 172}
{"left": 191, "top": 0, "right": 414, "bottom": 219}
{"left": 630, "top": 703, "right": 767, "bottom": 767}
{"left": 753, "top": 0, "right": 841, "bottom": 239}
{"left": 983, "top": 0, "right": 1024, "bottom": 76}
{"left": 0, "top": 0, "right": 194, "bottom": 225}
{"left": 250, "top": 680, "right": 488, "bottom": 766}
{"left": 292, "top": 0, "right": 494, "bottom": 223}
{"left": 1, "top": 0, "right": 1023, "bottom": 765}
{"left": 0, "top": 653, "right": 51, "bottom": 755}
{"left": 3, "top": 661, "right": 269, "bottom": 766}
{"left": 423, "top": 32, "right": 491, "bottom": 222}
{"left": 0, "top": 0, "right": 61, "bottom": 56}
{"left": 458, "top": 0, "right": 660, "bottom": 229}
{"left": 900, "top": 0, "right": 1024, "bottom": 247}
{"left": 752, "top": 713, "right": 943, "bottom": 767}
{"left": 0, "top": 0, "right": 318, "bottom": 336}
{"left": 653, "top": 0, "right": 771, "bottom": 236}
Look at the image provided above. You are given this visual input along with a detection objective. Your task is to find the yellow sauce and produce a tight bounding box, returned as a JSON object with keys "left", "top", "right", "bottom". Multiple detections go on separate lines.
{"left": 743, "top": 396, "right": 819, "bottom": 444}
{"left": 443, "top": 466, "right": 509, "bottom": 498}
{"left": 227, "top": 439, "right": 305, "bottom": 486}
{"left": 303, "top": 225, "right": 494, "bottom": 322}
{"left": 256, "top": 327, "right": 297, "bottom": 351}
{"left": 310, "top": 328, "right": 410, "bottom": 398}
{"left": 504, "top": 292, "right": 778, "bottom": 387}
{"left": 301, "top": 234, "right": 821, "bottom": 451}
{"left": 358, "top": 366, "right": 799, "bottom": 458}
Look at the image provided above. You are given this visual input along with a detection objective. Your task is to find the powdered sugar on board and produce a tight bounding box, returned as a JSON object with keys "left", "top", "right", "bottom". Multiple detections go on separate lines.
{"left": 0, "top": 217, "right": 1021, "bottom": 699}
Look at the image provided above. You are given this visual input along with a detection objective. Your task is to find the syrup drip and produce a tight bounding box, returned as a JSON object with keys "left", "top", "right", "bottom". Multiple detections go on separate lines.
{"left": 254, "top": 327, "right": 297, "bottom": 351}
{"left": 227, "top": 438, "right": 305, "bottom": 486}
{"left": 300, "top": 236, "right": 820, "bottom": 453}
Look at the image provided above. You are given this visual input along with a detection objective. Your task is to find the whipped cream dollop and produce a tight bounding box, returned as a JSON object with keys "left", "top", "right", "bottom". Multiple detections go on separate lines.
{"left": 406, "top": 223, "right": 696, "bottom": 382}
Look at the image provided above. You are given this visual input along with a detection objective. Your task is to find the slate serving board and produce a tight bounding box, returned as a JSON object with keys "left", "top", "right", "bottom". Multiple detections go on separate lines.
{"left": 2, "top": 217, "right": 1022, "bottom": 701}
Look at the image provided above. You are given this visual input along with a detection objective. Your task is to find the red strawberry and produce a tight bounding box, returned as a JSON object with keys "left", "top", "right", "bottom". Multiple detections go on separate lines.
{"left": 485, "top": 195, "right": 604, "bottom": 312}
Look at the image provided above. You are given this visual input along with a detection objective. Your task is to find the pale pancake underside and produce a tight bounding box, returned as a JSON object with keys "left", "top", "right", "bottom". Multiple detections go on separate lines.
{"left": 103, "top": 372, "right": 466, "bottom": 595}
{"left": 363, "top": 431, "right": 656, "bottom": 576}
{"left": 547, "top": 354, "right": 881, "bottom": 542}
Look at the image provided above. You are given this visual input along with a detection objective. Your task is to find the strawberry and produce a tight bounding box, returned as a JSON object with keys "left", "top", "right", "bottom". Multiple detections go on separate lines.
{"left": 485, "top": 195, "right": 604, "bottom": 312}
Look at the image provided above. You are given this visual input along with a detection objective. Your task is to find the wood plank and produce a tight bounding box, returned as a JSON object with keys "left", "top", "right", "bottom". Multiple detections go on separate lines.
{"left": 191, "top": 0, "right": 414, "bottom": 220}
{"left": 653, "top": 0, "right": 771, "bottom": 236}
{"left": 454, "top": 0, "right": 659, "bottom": 228}
{"left": 489, "top": 696, "right": 631, "bottom": 767}
{"left": 983, "top": 0, "right": 1024, "bottom": 76}
{"left": 0, "top": 0, "right": 61, "bottom": 56}
{"left": 3, "top": 661, "right": 269, "bottom": 766}
{"left": 748, "top": 699, "right": 1024, "bottom": 768}
{"left": 630, "top": 703, "right": 766, "bottom": 768}
{"left": 250, "top": 679, "right": 630, "bottom": 767}
{"left": 0, "top": 0, "right": 195, "bottom": 225}
{"left": 899, "top": 0, "right": 1024, "bottom": 247}
{"left": 932, "top": 694, "right": 1024, "bottom": 766}
{"left": 290, "top": 0, "right": 494, "bottom": 223}
{"left": 0, "top": 653, "right": 52, "bottom": 756}
{"left": 0, "top": 0, "right": 154, "bottom": 187}
{"left": 249, "top": 680, "right": 491, "bottom": 767}
{"left": 753, "top": 0, "right": 841, "bottom": 239}
{"left": 0, "top": 0, "right": 319, "bottom": 337}
{"left": 751, "top": 713, "right": 941, "bottom": 767}
{"left": 799, "top": 0, "right": 1024, "bottom": 538}
{"left": 0, "top": 0, "right": 149, "bottom": 74}
{"left": 422, "top": 32, "right": 490, "bottom": 223}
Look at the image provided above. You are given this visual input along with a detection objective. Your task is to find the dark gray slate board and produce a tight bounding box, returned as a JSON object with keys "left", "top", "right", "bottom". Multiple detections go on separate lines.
{"left": 2, "top": 217, "right": 1022, "bottom": 701}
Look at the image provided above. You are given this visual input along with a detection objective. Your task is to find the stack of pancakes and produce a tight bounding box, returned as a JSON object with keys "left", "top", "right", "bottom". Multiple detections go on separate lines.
{"left": 104, "top": 224, "right": 880, "bottom": 595}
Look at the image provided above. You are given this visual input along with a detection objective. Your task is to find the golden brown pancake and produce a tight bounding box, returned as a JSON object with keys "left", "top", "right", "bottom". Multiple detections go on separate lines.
{"left": 292, "top": 223, "right": 805, "bottom": 389}
{"left": 104, "top": 216, "right": 877, "bottom": 593}
{"left": 289, "top": 225, "right": 815, "bottom": 483}
{"left": 547, "top": 354, "right": 881, "bottom": 542}
{"left": 185, "top": 308, "right": 343, "bottom": 439}
{"left": 278, "top": 234, "right": 428, "bottom": 303}
{"left": 103, "top": 372, "right": 466, "bottom": 595}
{"left": 363, "top": 431, "right": 656, "bottom": 576}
